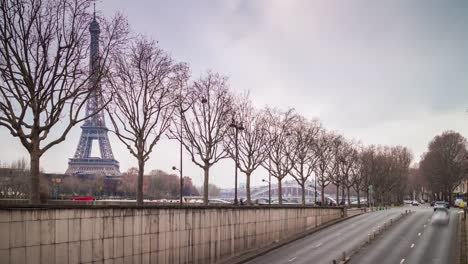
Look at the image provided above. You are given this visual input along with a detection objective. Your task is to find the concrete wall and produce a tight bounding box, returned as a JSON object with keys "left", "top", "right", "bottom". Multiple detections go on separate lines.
{"left": 0, "top": 206, "right": 343, "bottom": 264}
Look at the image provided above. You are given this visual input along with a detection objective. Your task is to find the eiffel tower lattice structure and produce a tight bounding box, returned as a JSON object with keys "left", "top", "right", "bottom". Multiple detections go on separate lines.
{"left": 66, "top": 12, "right": 120, "bottom": 176}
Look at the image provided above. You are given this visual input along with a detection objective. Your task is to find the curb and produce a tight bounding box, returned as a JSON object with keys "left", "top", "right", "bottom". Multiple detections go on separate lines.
{"left": 222, "top": 212, "right": 367, "bottom": 264}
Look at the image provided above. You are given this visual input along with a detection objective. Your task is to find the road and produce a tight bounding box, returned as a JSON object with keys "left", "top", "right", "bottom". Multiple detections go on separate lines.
{"left": 245, "top": 207, "right": 408, "bottom": 264}
{"left": 349, "top": 206, "right": 460, "bottom": 264}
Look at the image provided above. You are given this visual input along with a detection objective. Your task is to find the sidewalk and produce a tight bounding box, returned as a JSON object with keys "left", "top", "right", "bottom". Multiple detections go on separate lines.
{"left": 461, "top": 210, "right": 467, "bottom": 264}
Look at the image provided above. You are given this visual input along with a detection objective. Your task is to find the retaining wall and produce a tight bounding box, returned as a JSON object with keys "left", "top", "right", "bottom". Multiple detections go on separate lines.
{"left": 0, "top": 205, "right": 343, "bottom": 264}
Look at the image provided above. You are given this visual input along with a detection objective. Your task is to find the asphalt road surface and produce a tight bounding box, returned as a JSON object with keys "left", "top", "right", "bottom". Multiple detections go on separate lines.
{"left": 245, "top": 207, "right": 409, "bottom": 264}
{"left": 349, "top": 206, "right": 460, "bottom": 264}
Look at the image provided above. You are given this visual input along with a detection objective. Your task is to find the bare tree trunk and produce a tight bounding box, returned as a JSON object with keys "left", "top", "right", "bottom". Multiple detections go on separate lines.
{"left": 278, "top": 179, "right": 283, "bottom": 205}
{"left": 347, "top": 186, "right": 351, "bottom": 207}
{"left": 29, "top": 143, "right": 40, "bottom": 204}
{"left": 203, "top": 165, "right": 209, "bottom": 205}
{"left": 336, "top": 184, "right": 339, "bottom": 206}
{"left": 341, "top": 184, "right": 346, "bottom": 205}
{"left": 448, "top": 189, "right": 452, "bottom": 205}
{"left": 136, "top": 158, "right": 145, "bottom": 205}
{"left": 357, "top": 189, "right": 361, "bottom": 208}
{"left": 366, "top": 190, "right": 369, "bottom": 205}
{"left": 321, "top": 184, "right": 325, "bottom": 206}
{"left": 246, "top": 172, "right": 252, "bottom": 205}
{"left": 301, "top": 182, "right": 306, "bottom": 205}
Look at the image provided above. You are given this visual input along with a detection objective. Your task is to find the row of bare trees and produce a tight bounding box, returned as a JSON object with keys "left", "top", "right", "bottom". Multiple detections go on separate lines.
{"left": 221, "top": 99, "right": 413, "bottom": 206}
{"left": 0, "top": 0, "right": 413, "bottom": 205}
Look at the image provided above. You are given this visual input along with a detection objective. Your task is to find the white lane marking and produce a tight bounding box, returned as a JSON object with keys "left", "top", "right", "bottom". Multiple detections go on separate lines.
{"left": 410, "top": 243, "right": 415, "bottom": 248}
{"left": 288, "top": 257, "right": 297, "bottom": 262}
{"left": 418, "top": 232, "right": 421, "bottom": 236}
{"left": 311, "top": 242, "right": 323, "bottom": 249}
{"left": 400, "top": 259, "right": 405, "bottom": 264}
{"left": 423, "top": 224, "right": 426, "bottom": 228}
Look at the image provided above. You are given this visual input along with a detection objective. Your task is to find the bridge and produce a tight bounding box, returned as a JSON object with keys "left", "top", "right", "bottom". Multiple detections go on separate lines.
{"left": 219, "top": 180, "right": 337, "bottom": 203}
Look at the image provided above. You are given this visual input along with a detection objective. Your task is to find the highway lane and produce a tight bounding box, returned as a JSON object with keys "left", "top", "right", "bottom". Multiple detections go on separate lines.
{"left": 349, "top": 206, "right": 460, "bottom": 264}
{"left": 245, "top": 207, "right": 408, "bottom": 264}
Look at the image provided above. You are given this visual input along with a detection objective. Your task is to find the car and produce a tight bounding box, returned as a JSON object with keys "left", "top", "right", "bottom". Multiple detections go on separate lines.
{"left": 70, "top": 196, "right": 93, "bottom": 201}
{"left": 434, "top": 201, "right": 449, "bottom": 211}
{"left": 254, "top": 198, "right": 270, "bottom": 205}
{"left": 208, "top": 199, "right": 231, "bottom": 205}
{"left": 430, "top": 201, "right": 435, "bottom": 206}
{"left": 351, "top": 199, "right": 368, "bottom": 205}
{"left": 271, "top": 199, "right": 299, "bottom": 205}
{"left": 431, "top": 207, "right": 450, "bottom": 225}
{"left": 411, "top": 200, "right": 419, "bottom": 206}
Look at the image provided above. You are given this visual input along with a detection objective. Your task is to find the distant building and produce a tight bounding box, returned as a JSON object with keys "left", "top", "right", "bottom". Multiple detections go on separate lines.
{"left": 454, "top": 179, "right": 468, "bottom": 199}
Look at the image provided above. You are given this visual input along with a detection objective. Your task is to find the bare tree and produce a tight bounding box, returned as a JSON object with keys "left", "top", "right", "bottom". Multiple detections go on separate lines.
{"left": 328, "top": 135, "right": 346, "bottom": 204}
{"left": 339, "top": 140, "right": 358, "bottom": 206}
{"left": 407, "top": 165, "right": 427, "bottom": 201}
{"left": 359, "top": 145, "right": 376, "bottom": 204}
{"left": 420, "top": 130, "right": 467, "bottom": 204}
{"left": 373, "top": 146, "right": 411, "bottom": 205}
{"left": 262, "top": 108, "right": 297, "bottom": 205}
{"left": 0, "top": 0, "right": 127, "bottom": 203}
{"left": 225, "top": 94, "right": 270, "bottom": 205}
{"left": 313, "top": 131, "right": 338, "bottom": 205}
{"left": 359, "top": 145, "right": 412, "bottom": 206}
{"left": 105, "top": 37, "right": 186, "bottom": 205}
{"left": 350, "top": 147, "right": 364, "bottom": 207}
{"left": 169, "top": 72, "right": 233, "bottom": 205}
{"left": 289, "top": 117, "right": 321, "bottom": 205}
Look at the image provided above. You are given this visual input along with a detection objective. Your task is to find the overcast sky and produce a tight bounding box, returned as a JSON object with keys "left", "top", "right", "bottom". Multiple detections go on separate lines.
{"left": 1, "top": 0, "right": 468, "bottom": 188}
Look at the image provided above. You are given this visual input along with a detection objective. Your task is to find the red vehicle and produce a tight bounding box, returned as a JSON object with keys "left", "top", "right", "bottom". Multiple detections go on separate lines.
{"left": 70, "top": 196, "right": 93, "bottom": 201}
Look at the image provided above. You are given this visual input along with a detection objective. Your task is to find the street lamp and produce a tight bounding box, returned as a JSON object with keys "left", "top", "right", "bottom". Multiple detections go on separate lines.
{"left": 262, "top": 179, "right": 271, "bottom": 205}
{"left": 172, "top": 166, "right": 183, "bottom": 203}
{"left": 230, "top": 117, "right": 244, "bottom": 205}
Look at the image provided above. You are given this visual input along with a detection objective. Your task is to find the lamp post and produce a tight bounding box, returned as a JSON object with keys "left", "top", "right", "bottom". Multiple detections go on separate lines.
{"left": 262, "top": 179, "right": 271, "bottom": 205}
{"left": 175, "top": 93, "right": 196, "bottom": 205}
{"left": 172, "top": 166, "right": 183, "bottom": 203}
{"left": 230, "top": 117, "right": 244, "bottom": 205}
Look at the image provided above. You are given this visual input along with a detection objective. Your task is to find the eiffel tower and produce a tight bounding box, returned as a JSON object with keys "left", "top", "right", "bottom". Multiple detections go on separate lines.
{"left": 66, "top": 11, "right": 120, "bottom": 176}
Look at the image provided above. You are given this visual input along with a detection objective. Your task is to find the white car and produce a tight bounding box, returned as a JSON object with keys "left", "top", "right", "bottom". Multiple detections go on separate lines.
{"left": 411, "top": 200, "right": 419, "bottom": 206}
{"left": 434, "top": 201, "right": 449, "bottom": 211}
{"left": 208, "top": 199, "right": 231, "bottom": 204}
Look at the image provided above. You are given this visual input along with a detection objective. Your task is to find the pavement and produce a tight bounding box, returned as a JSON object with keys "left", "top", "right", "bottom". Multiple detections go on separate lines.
{"left": 349, "top": 206, "right": 460, "bottom": 264}
{"left": 244, "top": 207, "right": 408, "bottom": 264}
